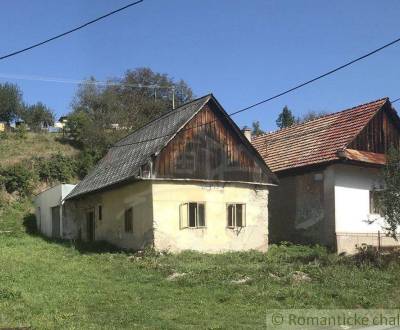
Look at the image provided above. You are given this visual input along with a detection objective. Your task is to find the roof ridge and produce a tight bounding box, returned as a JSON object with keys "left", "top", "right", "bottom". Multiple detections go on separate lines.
{"left": 113, "top": 93, "right": 212, "bottom": 146}
{"left": 253, "top": 97, "right": 388, "bottom": 140}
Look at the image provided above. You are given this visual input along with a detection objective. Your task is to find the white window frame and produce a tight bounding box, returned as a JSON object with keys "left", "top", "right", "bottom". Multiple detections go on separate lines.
{"left": 179, "top": 202, "right": 206, "bottom": 229}
{"left": 226, "top": 203, "right": 246, "bottom": 229}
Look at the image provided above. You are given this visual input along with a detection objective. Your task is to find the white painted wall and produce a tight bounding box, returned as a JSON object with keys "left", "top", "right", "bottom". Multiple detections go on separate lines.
{"left": 34, "top": 184, "right": 76, "bottom": 237}
{"left": 333, "top": 164, "right": 385, "bottom": 234}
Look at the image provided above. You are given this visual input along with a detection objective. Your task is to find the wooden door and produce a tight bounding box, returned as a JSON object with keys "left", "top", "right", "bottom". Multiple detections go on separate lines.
{"left": 51, "top": 206, "right": 61, "bottom": 238}
{"left": 86, "top": 211, "right": 95, "bottom": 242}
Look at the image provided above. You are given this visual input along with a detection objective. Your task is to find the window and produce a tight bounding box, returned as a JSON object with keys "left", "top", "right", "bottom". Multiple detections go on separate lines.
{"left": 124, "top": 207, "right": 133, "bottom": 233}
{"left": 98, "top": 205, "right": 102, "bottom": 221}
{"left": 370, "top": 190, "right": 384, "bottom": 216}
{"left": 227, "top": 204, "right": 246, "bottom": 228}
{"left": 180, "top": 202, "right": 206, "bottom": 229}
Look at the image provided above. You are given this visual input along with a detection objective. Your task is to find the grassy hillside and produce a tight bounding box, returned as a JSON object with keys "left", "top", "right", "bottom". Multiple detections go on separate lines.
{"left": 1, "top": 201, "right": 400, "bottom": 329}
{"left": 0, "top": 132, "right": 78, "bottom": 166}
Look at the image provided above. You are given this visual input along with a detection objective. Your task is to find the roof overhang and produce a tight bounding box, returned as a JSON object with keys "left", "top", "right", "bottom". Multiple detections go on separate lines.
{"left": 337, "top": 148, "right": 386, "bottom": 166}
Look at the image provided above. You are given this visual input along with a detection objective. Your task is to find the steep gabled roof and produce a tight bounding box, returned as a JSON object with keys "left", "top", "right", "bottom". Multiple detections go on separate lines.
{"left": 67, "top": 95, "right": 212, "bottom": 199}
{"left": 252, "top": 98, "right": 389, "bottom": 173}
{"left": 67, "top": 94, "right": 277, "bottom": 200}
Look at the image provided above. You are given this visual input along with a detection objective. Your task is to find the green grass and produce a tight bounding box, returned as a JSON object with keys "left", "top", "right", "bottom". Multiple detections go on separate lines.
{"left": 0, "top": 132, "right": 78, "bottom": 166}
{"left": 1, "top": 201, "right": 400, "bottom": 329}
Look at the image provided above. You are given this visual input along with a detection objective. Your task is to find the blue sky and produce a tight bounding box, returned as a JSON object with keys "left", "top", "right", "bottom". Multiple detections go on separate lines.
{"left": 0, "top": 0, "right": 399, "bottom": 131}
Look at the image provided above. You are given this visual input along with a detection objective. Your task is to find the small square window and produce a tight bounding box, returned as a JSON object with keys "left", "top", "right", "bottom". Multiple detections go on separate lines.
{"left": 124, "top": 207, "right": 133, "bottom": 233}
{"left": 179, "top": 202, "right": 206, "bottom": 229}
{"left": 227, "top": 204, "right": 246, "bottom": 228}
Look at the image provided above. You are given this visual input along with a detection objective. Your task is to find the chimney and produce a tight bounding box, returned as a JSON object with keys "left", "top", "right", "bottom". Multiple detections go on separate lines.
{"left": 242, "top": 126, "right": 252, "bottom": 142}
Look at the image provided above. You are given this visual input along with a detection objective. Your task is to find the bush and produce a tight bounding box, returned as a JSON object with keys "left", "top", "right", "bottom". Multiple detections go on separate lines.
{"left": 15, "top": 124, "right": 28, "bottom": 139}
{"left": 1, "top": 164, "right": 37, "bottom": 196}
{"left": 75, "top": 150, "right": 101, "bottom": 178}
{"left": 34, "top": 153, "right": 77, "bottom": 183}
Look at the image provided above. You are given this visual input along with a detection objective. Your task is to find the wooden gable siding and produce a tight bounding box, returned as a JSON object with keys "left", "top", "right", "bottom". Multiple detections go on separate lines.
{"left": 348, "top": 106, "right": 400, "bottom": 153}
{"left": 154, "top": 102, "right": 270, "bottom": 183}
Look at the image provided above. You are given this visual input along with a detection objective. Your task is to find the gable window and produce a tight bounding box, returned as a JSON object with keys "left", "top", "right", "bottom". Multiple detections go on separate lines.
{"left": 180, "top": 202, "right": 206, "bottom": 229}
{"left": 370, "top": 190, "right": 384, "bottom": 216}
{"left": 98, "top": 205, "right": 102, "bottom": 221}
{"left": 124, "top": 207, "right": 133, "bottom": 233}
{"left": 227, "top": 204, "right": 246, "bottom": 228}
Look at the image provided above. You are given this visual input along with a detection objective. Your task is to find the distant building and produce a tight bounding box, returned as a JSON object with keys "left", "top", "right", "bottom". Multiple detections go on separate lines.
{"left": 0, "top": 121, "right": 8, "bottom": 132}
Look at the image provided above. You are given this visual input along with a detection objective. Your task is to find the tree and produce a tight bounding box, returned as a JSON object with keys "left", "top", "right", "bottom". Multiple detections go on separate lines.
{"left": 296, "top": 110, "right": 328, "bottom": 124}
{"left": 276, "top": 106, "right": 295, "bottom": 129}
{"left": 21, "top": 102, "right": 55, "bottom": 132}
{"left": 67, "top": 68, "right": 194, "bottom": 154}
{"left": 252, "top": 121, "right": 265, "bottom": 135}
{"left": 0, "top": 83, "right": 23, "bottom": 123}
{"left": 376, "top": 146, "right": 400, "bottom": 238}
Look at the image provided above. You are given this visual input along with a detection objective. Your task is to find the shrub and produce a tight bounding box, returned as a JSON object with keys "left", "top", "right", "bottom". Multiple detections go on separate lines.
{"left": 1, "top": 164, "right": 37, "bottom": 196}
{"left": 15, "top": 124, "right": 28, "bottom": 139}
{"left": 34, "top": 153, "right": 77, "bottom": 183}
{"left": 75, "top": 150, "right": 100, "bottom": 178}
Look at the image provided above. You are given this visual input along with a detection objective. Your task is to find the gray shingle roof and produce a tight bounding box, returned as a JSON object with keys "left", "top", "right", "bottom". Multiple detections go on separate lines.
{"left": 66, "top": 95, "right": 212, "bottom": 199}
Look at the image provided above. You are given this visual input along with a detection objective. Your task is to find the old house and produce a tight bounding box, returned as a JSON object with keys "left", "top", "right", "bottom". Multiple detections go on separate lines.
{"left": 252, "top": 98, "right": 400, "bottom": 253}
{"left": 64, "top": 94, "right": 278, "bottom": 252}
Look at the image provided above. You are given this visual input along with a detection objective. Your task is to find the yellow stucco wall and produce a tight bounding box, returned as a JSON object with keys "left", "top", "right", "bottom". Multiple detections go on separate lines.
{"left": 151, "top": 181, "right": 269, "bottom": 253}
{"left": 66, "top": 180, "right": 269, "bottom": 253}
{"left": 70, "top": 181, "right": 154, "bottom": 250}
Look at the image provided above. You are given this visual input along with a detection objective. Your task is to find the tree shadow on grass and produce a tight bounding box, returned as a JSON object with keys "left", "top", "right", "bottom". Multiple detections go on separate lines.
{"left": 22, "top": 212, "right": 128, "bottom": 255}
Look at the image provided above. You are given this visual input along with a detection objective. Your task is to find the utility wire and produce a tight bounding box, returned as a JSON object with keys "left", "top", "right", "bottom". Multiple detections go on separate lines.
{"left": 0, "top": 73, "right": 174, "bottom": 89}
{"left": 229, "top": 36, "right": 400, "bottom": 116}
{"left": 0, "top": 0, "right": 144, "bottom": 61}
{"left": 110, "top": 33, "right": 400, "bottom": 148}
{"left": 111, "top": 97, "right": 395, "bottom": 149}
{"left": 112, "top": 93, "right": 400, "bottom": 148}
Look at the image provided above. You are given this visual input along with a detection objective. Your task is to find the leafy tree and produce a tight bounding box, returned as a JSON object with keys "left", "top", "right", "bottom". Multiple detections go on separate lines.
{"left": 67, "top": 68, "right": 194, "bottom": 154}
{"left": 252, "top": 121, "right": 265, "bottom": 135}
{"left": 21, "top": 102, "right": 55, "bottom": 132}
{"left": 376, "top": 147, "right": 400, "bottom": 238}
{"left": 0, "top": 83, "right": 23, "bottom": 123}
{"left": 276, "top": 106, "right": 295, "bottom": 129}
{"left": 296, "top": 110, "right": 328, "bottom": 124}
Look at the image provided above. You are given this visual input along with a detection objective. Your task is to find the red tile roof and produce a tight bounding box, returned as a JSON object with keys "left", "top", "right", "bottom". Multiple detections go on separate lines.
{"left": 252, "top": 98, "right": 388, "bottom": 173}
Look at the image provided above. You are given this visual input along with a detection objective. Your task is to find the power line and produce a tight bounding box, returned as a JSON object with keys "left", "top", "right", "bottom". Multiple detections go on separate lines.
{"left": 0, "top": 0, "right": 144, "bottom": 61}
{"left": 0, "top": 73, "right": 174, "bottom": 89}
{"left": 229, "top": 36, "right": 400, "bottom": 116}
{"left": 111, "top": 95, "right": 398, "bottom": 149}
{"left": 110, "top": 33, "right": 400, "bottom": 148}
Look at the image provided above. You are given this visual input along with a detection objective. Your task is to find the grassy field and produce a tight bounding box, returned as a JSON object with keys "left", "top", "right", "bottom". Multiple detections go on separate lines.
{"left": 1, "top": 202, "right": 400, "bottom": 329}
{"left": 0, "top": 132, "right": 78, "bottom": 166}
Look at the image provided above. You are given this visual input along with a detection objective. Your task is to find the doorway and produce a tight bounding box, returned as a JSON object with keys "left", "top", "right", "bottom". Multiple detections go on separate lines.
{"left": 51, "top": 206, "right": 61, "bottom": 238}
{"left": 86, "top": 210, "right": 95, "bottom": 242}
